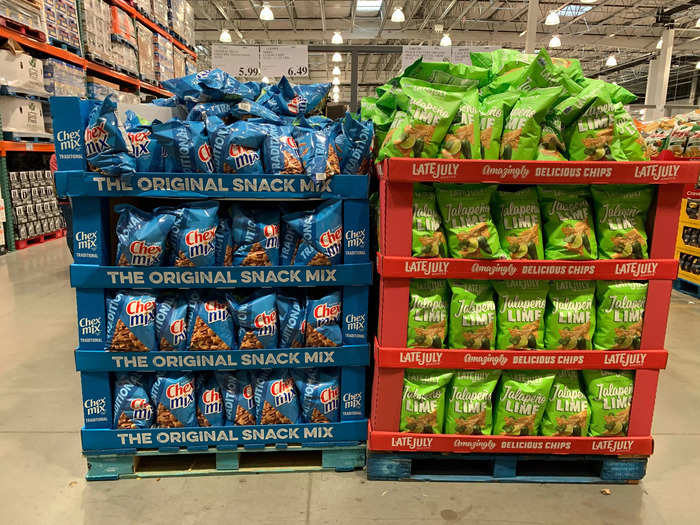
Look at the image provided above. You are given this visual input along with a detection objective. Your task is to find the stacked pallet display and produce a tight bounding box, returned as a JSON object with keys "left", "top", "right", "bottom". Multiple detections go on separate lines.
{"left": 368, "top": 157, "right": 699, "bottom": 483}
{"left": 675, "top": 183, "right": 700, "bottom": 296}
{"left": 50, "top": 97, "right": 372, "bottom": 480}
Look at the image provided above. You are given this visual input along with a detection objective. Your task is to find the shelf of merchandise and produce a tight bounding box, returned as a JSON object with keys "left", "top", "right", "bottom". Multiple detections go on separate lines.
{"left": 369, "top": 157, "right": 700, "bottom": 457}
{"left": 51, "top": 97, "right": 372, "bottom": 459}
{"left": 675, "top": 184, "right": 700, "bottom": 291}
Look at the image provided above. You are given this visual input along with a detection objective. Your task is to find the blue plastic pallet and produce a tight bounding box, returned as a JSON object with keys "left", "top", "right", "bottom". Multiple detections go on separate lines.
{"left": 0, "top": 86, "right": 49, "bottom": 100}
{"left": 86, "top": 443, "right": 366, "bottom": 481}
{"left": 48, "top": 37, "right": 82, "bottom": 56}
{"left": 367, "top": 452, "right": 647, "bottom": 484}
{"left": 2, "top": 131, "right": 52, "bottom": 142}
{"left": 674, "top": 278, "right": 700, "bottom": 299}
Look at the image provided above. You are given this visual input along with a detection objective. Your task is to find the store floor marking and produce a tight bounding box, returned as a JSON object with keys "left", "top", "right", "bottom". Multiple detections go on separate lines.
{"left": 366, "top": 451, "right": 647, "bottom": 484}
{"left": 85, "top": 444, "right": 366, "bottom": 480}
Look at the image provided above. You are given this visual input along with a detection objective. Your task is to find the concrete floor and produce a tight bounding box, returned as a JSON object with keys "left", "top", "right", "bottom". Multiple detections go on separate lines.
{"left": 1, "top": 240, "right": 698, "bottom": 525}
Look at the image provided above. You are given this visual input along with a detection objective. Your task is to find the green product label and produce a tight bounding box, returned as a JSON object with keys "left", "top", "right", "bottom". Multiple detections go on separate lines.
{"left": 407, "top": 279, "right": 449, "bottom": 348}
{"left": 412, "top": 184, "right": 447, "bottom": 257}
{"left": 537, "top": 185, "right": 598, "bottom": 260}
{"left": 400, "top": 369, "right": 454, "bottom": 434}
{"left": 494, "top": 280, "right": 549, "bottom": 349}
{"left": 541, "top": 371, "right": 590, "bottom": 436}
{"left": 593, "top": 281, "right": 648, "bottom": 350}
{"left": 445, "top": 370, "right": 501, "bottom": 435}
{"left": 568, "top": 92, "right": 628, "bottom": 161}
{"left": 480, "top": 91, "right": 520, "bottom": 160}
{"left": 583, "top": 370, "right": 634, "bottom": 437}
{"left": 493, "top": 370, "right": 556, "bottom": 436}
{"left": 435, "top": 184, "right": 504, "bottom": 259}
{"left": 448, "top": 280, "right": 495, "bottom": 349}
{"left": 591, "top": 185, "right": 653, "bottom": 259}
{"left": 440, "top": 88, "right": 481, "bottom": 160}
{"left": 495, "top": 187, "right": 544, "bottom": 259}
{"left": 544, "top": 280, "right": 596, "bottom": 350}
{"left": 613, "top": 103, "right": 648, "bottom": 161}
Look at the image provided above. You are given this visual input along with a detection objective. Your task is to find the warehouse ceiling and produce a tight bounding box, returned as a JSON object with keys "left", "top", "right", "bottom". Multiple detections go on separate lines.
{"left": 194, "top": 1, "right": 700, "bottom": 101}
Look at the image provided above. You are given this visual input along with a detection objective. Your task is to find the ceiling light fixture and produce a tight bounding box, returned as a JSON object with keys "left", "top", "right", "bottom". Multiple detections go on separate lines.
{"left": 332, "top": 52, "right": 342, "bottom": 62}
{"left": 260, "top": 3, "right": 274, "bottom": 21}
{"left": 332, "top": 32, "right": 343, "bottom": 44}
{"left": 332, "top": 93, "right": 340, "bottom": 103}
{"left": 332, "top": 76, "right": 340, "bottom": 85}
{"left": 433, "top": 24, "right": 444, "bottom": 33}
{"left": 332, "top": 85, "right": 339, "bottom": 94}
{"left": 549, "top": 34, "right": 561, "bottom": 48}
{"left": 332, "top": 65, "right": 341, "bottom": 75}
{"left": 696, "top": 17, "right": 700, "bottom": 28}
{"left": 440, "top": 33, "right": 452, "bottom": 47}
{"left": 545, "top": 11, "right": 560, "bottom": 26}
{"left": 696, "top": 60, "right": 700, "bottom": 70}
{"left": 606, "top": 54, "right": 617, "bottom": 67}
{"left": 656, "top": 38, "right": 663, "bottom": 49}
{"left": 581, "top": 0, "right": 597, "bottom": 4}
{"left": 261, "top": 76, "right": 270, "bottom": 83}
{"left": 391, "top": 7, "right": 405, "bottom": 23}
{"left": 219, "top": 29, "right": 232, "bottom": 43}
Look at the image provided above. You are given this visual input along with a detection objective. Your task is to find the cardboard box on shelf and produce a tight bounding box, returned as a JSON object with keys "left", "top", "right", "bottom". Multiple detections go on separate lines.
{"left": 80, "top": 0, "right": 112, "bottom": 63}
{"left": 136, "top": 22, "right": 155, "bottom": 81}
{"left": 0, "top": 50, "right": 46, "bottom": 95}
{"left": 0, "top": 97, "right": 46, "bottom": 134}
{"left": 151, "top": 0, "right": 168, "bottom": 27}
{"left": 42, "top": 0, "right": 81, "bottom": 48}
{"left": 110, "top": 5, "right": 137, "bottom": 48}
{"left": 43, "top": 58, "right": 86, "bottom": 97}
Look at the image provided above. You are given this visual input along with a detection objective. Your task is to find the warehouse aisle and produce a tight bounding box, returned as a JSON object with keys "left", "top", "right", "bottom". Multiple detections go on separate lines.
{"left": 0, "top": 240, "right": 698, "bottom": 525}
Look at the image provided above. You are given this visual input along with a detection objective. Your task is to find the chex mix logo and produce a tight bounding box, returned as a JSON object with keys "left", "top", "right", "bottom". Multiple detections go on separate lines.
{"left": 345, "top": 313, "right": 366, "bottom": 331}
{"left": 126, "top": 298, "right": 156, "bottom": 328}
{"left": 201, "top": 388, "right": 222, "bottom": 416}
{"left": 56, "top": 129, "right": 81, "bottom": 151}
{"left": 264, "top": 223, "right": 280, "bottom": 249}
{"left": 343, "top": 392, "right": 362, "bottom": 409}
{"left": 128, "top": 240, "right": 162, "bottom": 265}
{"left": 79, "top": 316, "right": 101, "bottom": 335}
{"left": 314, "top": 302, "right": 341, "bottom": 326}
{"left": 281, "top": 136, "right": 299, "bottom": 150}
{"left": 287, "top": 95, "right": 308, "bottom": 115}
{"left": 84, "top": 121, "right": 108, "bottom": 156}
{"left": 75, "top": 231, "right": 98, "bottom": 251}
{"left": 166, "top": 381, "right": 194, "bottom": 409}
{"left": 320, "top": 385, "right": 340, "bottom": 413}
{"left": 130, "top": 398, "right": 153, "bottom": 420}
{"left": 320, "top": 226, "right": 343, "bottom": 257}
{"left": 185, "top": 227, "right": 216, "bottom": 259}
{"left": 345, "top": 229, "right": 366, "bottom": 248}
{"left": 128, "top": 129, "right": 151, "bottom": 157}
{"left": 205, "top": 300, "right": 229, "bottom": 323}
{"left": 254, "top": 310, "right": 278, "bottom": 336}
{"left": 228, "top": 144, "right": 260, "bottom": 171}
{"left": 270, "top": 378, "right": 295, "bottom": 407}
{"left": 84, "top": 397, "right": 106, "bottom": 415}
{"left": 198, "top": 143, "right": 215, "bottom": 172}
{"left": 169, "top": 318, "right": 186, "bottom": 345}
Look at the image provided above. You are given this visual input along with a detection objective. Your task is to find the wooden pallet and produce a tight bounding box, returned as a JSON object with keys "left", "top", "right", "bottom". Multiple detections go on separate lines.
{"left": 366, "top": 451, "right": 648, "bottom": 484}
{"left": 84, "top": 53, "right": 115, "bottom": 70}
{"left": 0, "top": 16, "right": 46, "bottom": 42}
{"left": 15, "top": 229, "right": 65, "bottom": 250}
{"left": 48, "top": 37, "right": 81, "bottom": 56}
{"left": 2, "top": 131, "right": 53, "bottom": 143}
{"left": 674, "top": 278, "right": 700, "bottom": 299}
{"left": 85, "top": 444, "right": 366, "bottom": 481}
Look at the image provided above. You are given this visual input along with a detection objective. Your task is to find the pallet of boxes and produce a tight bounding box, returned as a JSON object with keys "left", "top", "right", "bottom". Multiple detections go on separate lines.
{"left": 362, "top": 48, "right": 700, "bottom": 483}
{"left": 50, "top": 70, "right": 374, "bottom": 480}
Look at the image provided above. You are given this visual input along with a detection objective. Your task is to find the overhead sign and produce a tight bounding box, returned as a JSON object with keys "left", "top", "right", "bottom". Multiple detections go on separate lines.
{"left": 401, "top": 45, "right": 452, "bottom": 70}
{"left": 261, "top": 45, "right": 309, "bottom": 77}
{"left": 211, "top": 45, "right": 260, "bottom": 77}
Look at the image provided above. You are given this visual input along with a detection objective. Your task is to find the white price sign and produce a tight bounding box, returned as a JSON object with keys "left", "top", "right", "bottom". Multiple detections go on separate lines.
{"left": 261, "top": 45, "right": 309, "bottom": 77}
{"left": 401, "top": 45, "right": 452, "bottom": 71}
{"left": 451, "top": 46, "right": 500, "bottom": 65}
{"left": 211, "top": 45, "right": 260, "bottom": 77}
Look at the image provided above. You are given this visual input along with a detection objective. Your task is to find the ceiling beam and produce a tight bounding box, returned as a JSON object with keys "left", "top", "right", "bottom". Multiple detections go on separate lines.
{"left": 247, "top": 0, "right": 270, "bottom": 39}
{"left": 320, "top": 0, "right": 327, "bottom": 33}
{"left": 417, "top": 1, "right": 441, "bottom": 31}
{"left": 446, "top": 0, "right": 480, "bottom": 31}
{"left": 286, "top": 0, "right": 297, "bottom": 32}
{"left": 350, "top": 0, "right": 358, "bottom": 29}
{"left": 437, "top": 0, "right": 459, "bottom": 22}
{"left": 376, "top": 0, "right": 395, "bottom": 39}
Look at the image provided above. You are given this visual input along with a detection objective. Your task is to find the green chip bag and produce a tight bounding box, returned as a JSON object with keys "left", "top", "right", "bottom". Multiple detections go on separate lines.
{"left": 591, "top": 185, "right": 653, "bottom": 259}
{"left": 494, "top": 280, "right": 549, "bottom": 349}
{"left": 544, "top": 281, "right": 596, "bottom": 350}
{"left": 541, "top": 371, "right": 590, "bottom": 436}
{"left": 448, "top": 280, "right": 496, "bottom": 349}
{"left": 494, "top": 187, "right": 544, "bottom": 260}
{"left": 400, "top": 369, "right": 454, "bottom": 433}
{"left": 538, "top": 185, "right": 597, "bottom": 260}
{"left": 480, "top": 91, "right": 520, "bottom": 160}
{"left": 501, "top": 86, "right": 563, "bottom": 160}
{"left": 537, "top": 112, "right": 568, "bottom": 161}
{"left": 361, "top": 96, "right": 395, "bottom": 152}
{"left": 403, "top": 59, "right": 489, "bottom": 89}
{"left": 440, "top": 88, "right": 481, "bottom": 160}
{"left": 412, "top": 184, "right": 447, "bottom": 257}
{"left": 582, "top": 370, "right": 634, "bottom": 437}
{"left": 613, "top": 103, "right": 648, "bottom": 161}
{"left": 435, "top": 184, "right": 504, "bottom": 259}
{"left": 407, "top": 279, "right": 449, "bottom": 348}
{"left": 377, "top": 78, "right": 464, "bottom": 160}
{"left": 594, "top": 281, "right": 647, "bottom": 350}
{"left": 445, "top": 370, "right": 501, "bottom": 435}
{"left": 493, "top": 370, "right": 556, "bottom": 436}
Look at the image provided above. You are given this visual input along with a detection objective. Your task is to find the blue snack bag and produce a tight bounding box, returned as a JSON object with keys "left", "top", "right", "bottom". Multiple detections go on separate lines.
{"left": 209, "top": 119, "right": 266, "bottom": 174}
{"left": 151, "top": 373, "right": 197, "bottom": 427}
{"left": 156, "top": 294, "right": 188, "bottom": 351}
{"left": 216, "top": 371, "right": 256, "bottom": 425}
{"left": 305, "top": 291, "right": 342, "bottom": 347}
{"left": 292, "top": 126, "right": 340, "bottom": 181}
{"left": 124, "top": 110, "right": 163, "bottom": 172}
{"left": 198, "top": 68, "right": 257, "bottom": 101}
{"left": 187, "top": 102, "right": 237, "bottom": 122}
{"left": 254, "top": 369, "right": 301, "bottom": 424}
{"left": 161, "top": 201, "right": 219, "bottom": 266}
{"left": 262, "top": 77, "right": 330, "bottom": 116}
{"left": 283, "top": 200, "right": 343, "bottom": 265}
{"left": 235, "top": 292, "right": 279, "bottom": 349}
{"left": 277, "top": 294, "right": 306, "bottom": 348}
{"left": 230, "top": 99, "right": 282, "bottom": 123}
{"left": 115, "top": 204, "right": 174, "bottom": 266}
{"left": 336, "top": 113, "right": 374, "bottom": 174}
{"left": 153, "top": 95, "right": 178, "bottom": 107}
{"left": 113, "top": 373, "right": 154, "bottom": 428}
{"left": 195, "top": 373, "right": 224, "bottom": 427}
{"left": 162, "top": 73, "right": 203, "bottom": 103}
{"left": 292, "top": 368, "right": 340, "bottom": 423}
{"left": 230, "top": 205, "right": 280, "bottom": 266}
{"left": 279, "top": 222, "right": 301, "bottom": 266}
{"left": 215, "top": 217, "right": 234, "bottom": 266}
{"left": 106, "top": 291, "right": 157, "bottom": 352}
{"left": 152, "top": 119, "right": 214, "bottom": 173}
{"left": 186, "top": 293, "right": 235, "bottom": 350}
{"left": 259, "top": 124, "right": 305, "bottom": 174}
{"left": 84, "top": 94, "right": 135, "bottom": 176}
{"left": 244, "top": 81, "right": 264, "bottom": 100}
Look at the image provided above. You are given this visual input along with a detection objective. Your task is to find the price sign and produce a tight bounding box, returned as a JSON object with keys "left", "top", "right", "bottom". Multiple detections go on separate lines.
{"left": 261, "top": 45, "right": 309, "bottom": 77}
{"left": 452, "top": 46, "right": 499, "bottom": 65}
{"left": 401, "top": 45, "right": 452, "bottom": 71}
{"left": 211, "top": 45, "right": 260, "bottom": 77}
